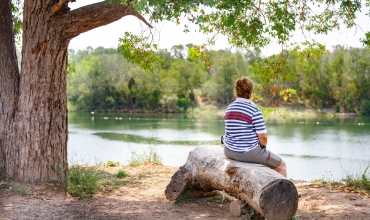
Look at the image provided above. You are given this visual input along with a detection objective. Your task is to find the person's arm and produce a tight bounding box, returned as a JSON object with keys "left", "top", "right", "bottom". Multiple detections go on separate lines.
{"left": 257, "top": 133, "right": 268, "bottom": 146}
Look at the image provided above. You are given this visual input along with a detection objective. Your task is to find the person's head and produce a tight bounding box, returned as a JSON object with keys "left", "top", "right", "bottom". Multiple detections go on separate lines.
{"left": 235, "top": 77, "right": 254, "bottom": 99}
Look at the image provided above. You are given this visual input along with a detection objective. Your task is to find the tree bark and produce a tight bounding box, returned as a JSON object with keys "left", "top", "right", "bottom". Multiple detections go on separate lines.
{"left": 165, "top": 147, "right": 299, "bottom": 220}
{"left": 0, "top": 0, "right": 20, "bottom": 180}
{"left": 2, "top": 0, "right": 152, "bottom": 182}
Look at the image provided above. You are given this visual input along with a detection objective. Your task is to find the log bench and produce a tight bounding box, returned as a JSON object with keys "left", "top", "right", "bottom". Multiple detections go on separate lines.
{"left": 165, "top": 147, "right": 298, "bottom": 220}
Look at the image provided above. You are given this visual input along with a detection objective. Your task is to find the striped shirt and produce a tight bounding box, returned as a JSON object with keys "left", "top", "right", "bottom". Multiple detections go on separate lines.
{"left": 224, "top": 97, "right": 267, "bottom": 152}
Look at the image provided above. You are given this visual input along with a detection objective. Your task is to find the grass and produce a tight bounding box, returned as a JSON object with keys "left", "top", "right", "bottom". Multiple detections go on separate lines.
{"left": 66, "top": 160, "right": 131, "bottom": 198}
{"left": 66, "top": 155, "right": 173, "bottom": 199}
{"left": 66, "top": 147, "right": 165, "bottom": 198}
{"left": 0, "top": 182, "right": 29, "bottom": 196}
{"left": 313, "top": 165, "right": 370, "bottom": 195}
{"left": 11, "top": 183, "right": 29, "bottom": 196}
{"left": 342, "top": 165, "right": 370, "bottom": 194}
{"left": 116, "top": 170, "right": 128, "bottom": 178}
{"left": 128, "top": 146, "right": 162, "bottom": 166}
{"left": 67, "top": 165, "right": 101, "bottom": 198}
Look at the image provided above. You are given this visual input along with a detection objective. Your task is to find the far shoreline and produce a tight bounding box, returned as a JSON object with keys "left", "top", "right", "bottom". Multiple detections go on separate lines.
{"left": 68, "top": 106, "right": 367, "bottom": 119}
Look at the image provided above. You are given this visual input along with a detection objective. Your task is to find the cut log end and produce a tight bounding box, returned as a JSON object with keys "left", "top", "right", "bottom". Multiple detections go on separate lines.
{"left": 259, "top": 179, "right": 299, "bottom": 220}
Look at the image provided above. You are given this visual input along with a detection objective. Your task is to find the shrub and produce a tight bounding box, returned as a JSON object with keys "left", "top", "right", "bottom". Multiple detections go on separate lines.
{"left": 106, "top": 160, "right": 120, "bottom": 167}
{"left": 67, "top": 166, "right": 100, "bottom": 198}
{"left": 116, "top": 170, "right": 128, "bottom": 178}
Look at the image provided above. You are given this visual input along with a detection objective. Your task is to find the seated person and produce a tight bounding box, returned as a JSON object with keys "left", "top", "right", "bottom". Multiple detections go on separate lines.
{"left": 222, "top": 77, "right": 287, "bottom": 177}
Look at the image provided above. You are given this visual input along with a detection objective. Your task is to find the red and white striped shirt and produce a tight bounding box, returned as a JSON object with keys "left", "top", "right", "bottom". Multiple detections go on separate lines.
{"left": 224, "top": 97, "right": 266, "bottom": 152}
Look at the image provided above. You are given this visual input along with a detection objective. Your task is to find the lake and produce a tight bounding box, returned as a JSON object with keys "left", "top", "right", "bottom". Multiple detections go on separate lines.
{"left": 68, "top": 112, "right": 370, "bottom": 181}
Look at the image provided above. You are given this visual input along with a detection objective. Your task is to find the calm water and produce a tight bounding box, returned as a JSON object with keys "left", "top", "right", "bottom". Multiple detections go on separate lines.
{"left": 68, "top": 112, "right": 370, "bottom": 181}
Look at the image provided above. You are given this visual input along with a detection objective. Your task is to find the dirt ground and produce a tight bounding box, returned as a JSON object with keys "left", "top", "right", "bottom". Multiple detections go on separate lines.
{"left": 1, "top": 165, "right": 369, "bottom": 220}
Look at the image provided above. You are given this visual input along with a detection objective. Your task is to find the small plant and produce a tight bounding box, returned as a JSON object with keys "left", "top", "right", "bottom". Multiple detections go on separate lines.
{"left": 312, "top": 178, "right": 343, "bottom": 187}
{"left": 242, "top": 208, "right": 256, "bottom": 219}
{"left": 116, "top": 170, "right": 128, "bottom": 178}
{"left": 214, "top": 190, "right": 231, "bottom": 202}
{"left": 10, "top": 183, "right": 28, "bottom": 196}
{"left": 17, "top": 186, "right": 28, "bottom": 196}
{"left": 174, "top": 190, "right": 191, "bottom": 207}
{"left": 106, "top": 160, "right": 120, "bottom": 167}
{"left": 342, "top": 165, "right": 370, "bottom": 193}
{"left": 128, "top": 147, "right": 162, "bottom": 166}
{"left": 67, "top": 165, "right": 101, "bottom": 199}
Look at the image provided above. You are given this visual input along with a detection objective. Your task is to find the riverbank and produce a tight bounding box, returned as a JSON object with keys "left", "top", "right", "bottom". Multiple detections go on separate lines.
{"left": 1, "top": 164, "right": 369, "bottom": 219}
{"left": 72, "top": 105, "right": 365, "bottom": 118}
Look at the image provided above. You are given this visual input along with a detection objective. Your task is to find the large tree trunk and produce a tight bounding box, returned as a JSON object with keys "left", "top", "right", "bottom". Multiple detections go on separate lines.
{"left": 165, "top": 147, "right": 299, "bottom": 220}
{"left": 1, "top": 0, "right": 152, "bottom": 183}
{"left": 0, "top": 0, "right": 20, "bottom": 180}
{"left": 5, "top": 0, "right": 71, "bottom": 182}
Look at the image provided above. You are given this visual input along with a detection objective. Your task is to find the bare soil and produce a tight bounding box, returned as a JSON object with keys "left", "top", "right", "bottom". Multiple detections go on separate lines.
{"left": 1, "top": 164, "right": 369, "bottom": 220}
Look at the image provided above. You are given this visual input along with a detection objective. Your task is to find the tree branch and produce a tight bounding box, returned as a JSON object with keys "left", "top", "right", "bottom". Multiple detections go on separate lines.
{"left": 60, "top": 1, "right": 152, "bottom": 40}
{"left": 52, "top": 0, "right": 70, "bottom": 14}
{"left": 131, "top": 9, "right": 153, "bottom": 29}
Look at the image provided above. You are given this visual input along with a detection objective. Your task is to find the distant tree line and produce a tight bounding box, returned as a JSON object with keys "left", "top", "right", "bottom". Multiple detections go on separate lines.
{"left": 67, "top": 45, "right": 370, "bottom": 115}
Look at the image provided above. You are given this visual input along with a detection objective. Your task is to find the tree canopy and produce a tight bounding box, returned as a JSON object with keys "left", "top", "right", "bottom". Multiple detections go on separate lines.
{"left": 106, "top": 0, "right": 370, "bottom": 81}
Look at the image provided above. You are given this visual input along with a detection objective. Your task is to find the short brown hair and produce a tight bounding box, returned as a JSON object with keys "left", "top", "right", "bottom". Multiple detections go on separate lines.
{"left": 235, "top": 77, "right": 254, "bottom": 99}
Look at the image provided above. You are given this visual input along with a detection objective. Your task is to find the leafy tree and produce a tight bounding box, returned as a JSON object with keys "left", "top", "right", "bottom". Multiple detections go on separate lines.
{"left": 1, "top": 0, "right": 369, "bottom": 183}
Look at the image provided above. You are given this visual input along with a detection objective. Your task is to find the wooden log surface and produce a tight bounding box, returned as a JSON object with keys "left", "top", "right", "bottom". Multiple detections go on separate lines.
{"left": 165, "top": 147, "right": 298, "bottom": 220}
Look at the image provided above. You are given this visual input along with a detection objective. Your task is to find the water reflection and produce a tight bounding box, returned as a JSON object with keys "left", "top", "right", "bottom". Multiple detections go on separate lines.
{"left": 68, "top": 112, "right": 370, "bottom": 181}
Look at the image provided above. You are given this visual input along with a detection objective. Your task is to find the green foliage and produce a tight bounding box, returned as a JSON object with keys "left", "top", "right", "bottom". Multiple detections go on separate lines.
{"left": 106, "top": 160, "right": 120, "bottom": 167}
{"left": 117, "top": 32, "right": 162, "bottom": 72}
{"left": 67, "top": 54, "right": 75, "bottom": 76}
{"left": 360, "top": 99, "right": 370, "bottom": 116}
{"left": 342, "top": 166, "right": 370, "bottom": 193}
{"left": 214, "top": 190, "right": 231, "bottom": 202}
{"left": 116, "top": 170, "right": 128, "bottom": 178}
{"left": 279, "top": 88, "right": 297, "bottom": 102}
{"left": 242, "top": 208, "right": 256, "bottom": 219}
{"left": 360, "top": 32, "right": 370, "bottom": 47}
{"left": 67, "top": 46, "right": 370, "bottom": 113}
{"left": 11, "top": 0, "right": 22, "bottom": 44}
{"left": 174, "top": 189, "right": 191, "bottom": 207}
{"left": 67, "top": 166, "right": 100, "bottom": 198}
{"left": 9, "top": 183, "right": 29, "bottom": 196}
{"left": 104, "top": 0, "right": 368, "bottom": 82}
{"left": 188, "top": 45, "right": 213, "bottom": 68}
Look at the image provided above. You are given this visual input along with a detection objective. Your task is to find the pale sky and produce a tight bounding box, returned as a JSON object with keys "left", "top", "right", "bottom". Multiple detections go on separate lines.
{"left": 69, "top": 1, "right": 370, "bottom": 56}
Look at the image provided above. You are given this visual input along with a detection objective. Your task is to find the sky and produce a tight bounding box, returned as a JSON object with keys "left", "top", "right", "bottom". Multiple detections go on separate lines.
{"left": 68, "top": 1, "right": 370, "bottom": 57}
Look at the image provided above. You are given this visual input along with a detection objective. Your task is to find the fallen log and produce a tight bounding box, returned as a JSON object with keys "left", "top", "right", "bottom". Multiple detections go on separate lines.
{"left": 165, "top": 147, "right": 298, "bottom": 220}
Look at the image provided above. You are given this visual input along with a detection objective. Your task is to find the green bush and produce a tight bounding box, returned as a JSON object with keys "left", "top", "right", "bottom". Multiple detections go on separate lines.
{"left": 116, "top": 170, "right": 128, "bottom": 178}
{"left": 106, "top": 160, "right": 120, "bottom": 167}
{"left": 67, "top": 166, "right": 101, "bottom": 198}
